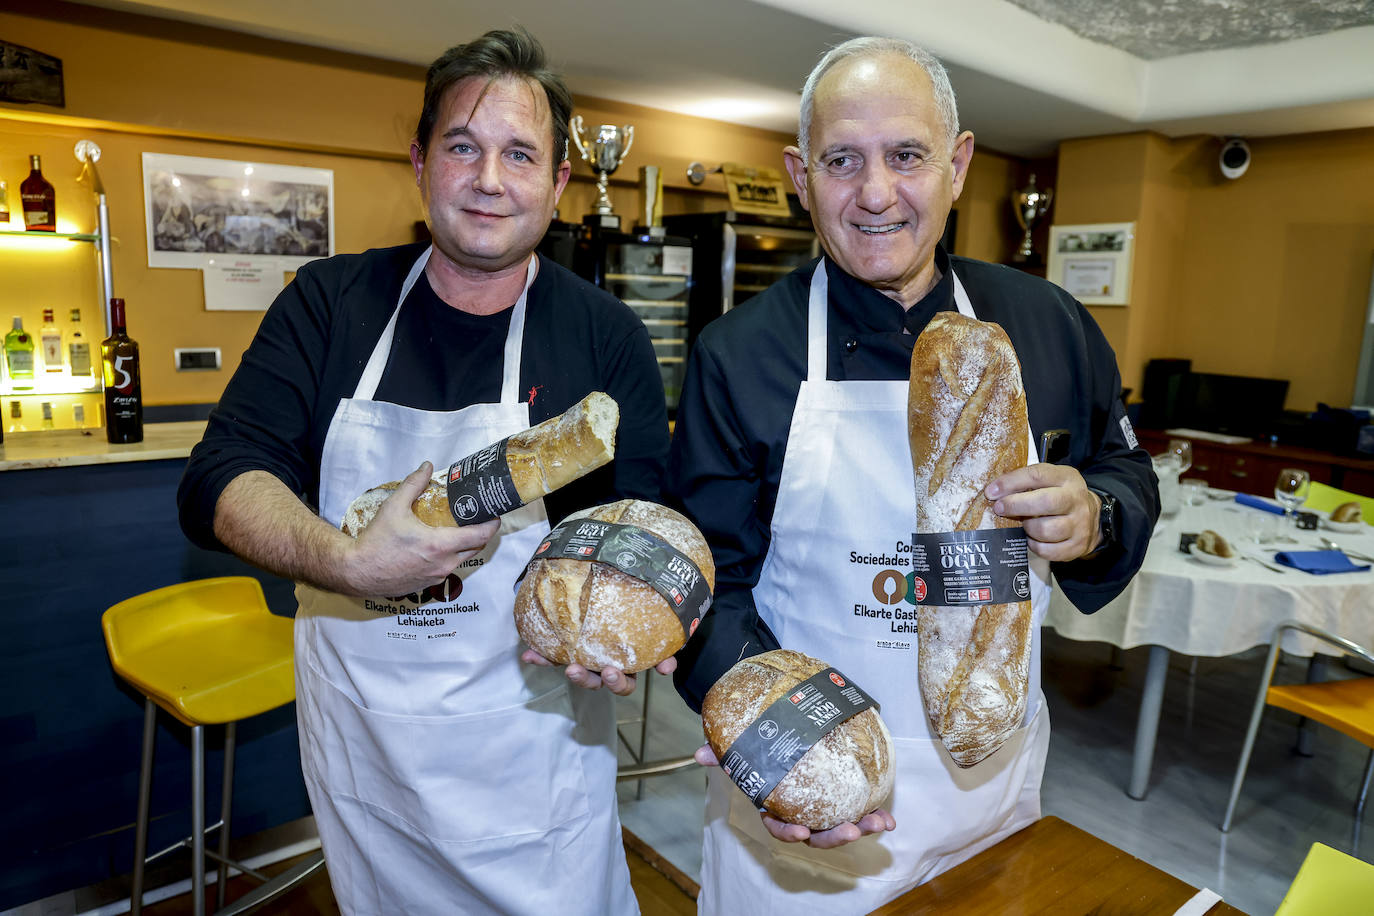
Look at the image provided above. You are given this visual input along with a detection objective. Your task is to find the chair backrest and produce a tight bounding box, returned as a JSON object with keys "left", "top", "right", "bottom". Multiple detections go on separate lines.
{"left": 1303, "top": 480, "right": 1374, "bottom": 521}
{"left": 1275, "top": 842, "right": 1374, "bottom": 915}
{"left": 1270, "top": 620, "right": 1374, "bottom": 668}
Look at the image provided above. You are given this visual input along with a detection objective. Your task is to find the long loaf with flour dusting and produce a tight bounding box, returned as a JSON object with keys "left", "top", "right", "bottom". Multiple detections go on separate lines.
{"left": 908, "top": 311, "right": 1032, "bottom": 767}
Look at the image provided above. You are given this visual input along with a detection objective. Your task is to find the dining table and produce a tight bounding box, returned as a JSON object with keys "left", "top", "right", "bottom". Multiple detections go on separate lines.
{"left": 1044, "top": 489, "right": 1374, "bottom": 799}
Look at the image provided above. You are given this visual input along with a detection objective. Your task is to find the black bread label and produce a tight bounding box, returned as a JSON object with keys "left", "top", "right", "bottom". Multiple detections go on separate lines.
{"left": 444, "top": 437, "right": 523, "bottom": 525}
{"left": 908, "top": 528, "right": 1030, "bottom": 605}
{"left": 721, "top": 668, "right": 878, "bottom": 809}
{"left": 520, "top": 520, "right": 712, "bottom": 637}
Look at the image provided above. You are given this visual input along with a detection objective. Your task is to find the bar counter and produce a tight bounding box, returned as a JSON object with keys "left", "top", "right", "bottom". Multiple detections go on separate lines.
{"left": 0, "top": 419, "right": 208, "bottom": 471}
{"left": 0, "top": 422, "right": 306, "bottom": 909}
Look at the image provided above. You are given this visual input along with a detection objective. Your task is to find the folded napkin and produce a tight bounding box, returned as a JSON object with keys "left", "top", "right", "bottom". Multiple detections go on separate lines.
{"left": 1236, "top": 493, "right": 1285, "bottom": 515}
{"left": 1274, "top": 550, "right": 1371, "bottom": 575}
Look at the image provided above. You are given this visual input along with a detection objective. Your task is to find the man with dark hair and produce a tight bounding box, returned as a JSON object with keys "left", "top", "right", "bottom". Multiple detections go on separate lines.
{"left": 179, "top": 27, "right": 665, "bottom": 915}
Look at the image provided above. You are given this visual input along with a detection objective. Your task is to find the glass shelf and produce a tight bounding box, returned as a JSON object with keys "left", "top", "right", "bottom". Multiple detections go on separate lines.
{"left": 0, "top": 229, "right": 100, "bottom": 242}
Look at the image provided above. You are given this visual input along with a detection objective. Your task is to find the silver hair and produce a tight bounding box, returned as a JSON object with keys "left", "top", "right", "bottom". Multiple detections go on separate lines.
{"left": 797, "top": 37, "right": 960, "bottom": 163}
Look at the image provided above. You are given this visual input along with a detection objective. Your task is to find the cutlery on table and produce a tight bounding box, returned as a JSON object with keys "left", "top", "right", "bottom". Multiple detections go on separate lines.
{"left": 1317, "top": 536, "right": 1374, "bottom": 563}
{"left": 1241, "top": 554, "right": 1286, "bottom": 574}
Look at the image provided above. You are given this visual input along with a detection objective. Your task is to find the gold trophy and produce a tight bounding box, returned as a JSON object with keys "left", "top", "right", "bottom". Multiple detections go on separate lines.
{"left": 570, "top": 115, "right": 634, "bottom": 230}
{"left": 1012, "top": 173, "right": 1053, "bottom": 263}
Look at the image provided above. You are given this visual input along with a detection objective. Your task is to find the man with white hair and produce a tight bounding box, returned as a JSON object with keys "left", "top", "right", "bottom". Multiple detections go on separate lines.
{"left": 668, "top": 37, "right": 1158, "bottom": 913}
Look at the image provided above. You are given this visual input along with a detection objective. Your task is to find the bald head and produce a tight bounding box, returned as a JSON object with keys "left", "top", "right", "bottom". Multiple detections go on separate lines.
{"left": 797, "top": 37, "right": 959, "bottom": 163}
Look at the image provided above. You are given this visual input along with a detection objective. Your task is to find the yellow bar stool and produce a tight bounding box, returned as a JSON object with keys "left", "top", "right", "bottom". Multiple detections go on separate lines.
{"left": 102, "top": 576, "right": 324, "bottom": 916}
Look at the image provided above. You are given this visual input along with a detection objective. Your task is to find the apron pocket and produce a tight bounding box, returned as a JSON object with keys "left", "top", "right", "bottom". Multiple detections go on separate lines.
{"left": 309, "top": 679, "right": 591, "bottom": 845}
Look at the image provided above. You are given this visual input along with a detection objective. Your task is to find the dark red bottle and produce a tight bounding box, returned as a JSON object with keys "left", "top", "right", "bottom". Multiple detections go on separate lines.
{"left": 102, "top": 298, "right": 143, "bottom": 443}
{"left": 21, "top": 154, "right": 55, "bottom": 232}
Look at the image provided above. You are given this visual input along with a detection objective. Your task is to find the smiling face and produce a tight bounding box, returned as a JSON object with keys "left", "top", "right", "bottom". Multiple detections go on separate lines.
{"left": 411, "top": 74, "right": 571, "bottom": 276}
{"left": 784, "top": 52, "right": 973, "bottom": 307}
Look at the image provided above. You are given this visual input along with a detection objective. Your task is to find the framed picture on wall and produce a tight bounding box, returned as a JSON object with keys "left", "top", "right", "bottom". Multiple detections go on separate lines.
{"left": 142, "top": 153, "right": 334, "bottom": 271}
{"left": 1047, "top": 221, "right": 1135, "bottom": 305}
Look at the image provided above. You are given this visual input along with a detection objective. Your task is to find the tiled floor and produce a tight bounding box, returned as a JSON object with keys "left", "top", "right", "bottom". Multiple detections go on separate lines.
{"left": 615, "top": 630, "right": 1374, "bottom": 916}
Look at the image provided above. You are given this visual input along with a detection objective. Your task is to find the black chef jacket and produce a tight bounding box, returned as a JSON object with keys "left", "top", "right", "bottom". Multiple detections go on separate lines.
{"left": 179, "top": 243, "right": 668, "bottom": 551}
{"left": 668, "top": 249, "right": 1159, "bottom": 711}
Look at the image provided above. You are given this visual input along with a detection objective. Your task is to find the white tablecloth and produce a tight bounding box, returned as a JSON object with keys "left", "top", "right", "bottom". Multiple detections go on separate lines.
{"left": 1046, "top": 495, "right": 1374, "bottom": 658}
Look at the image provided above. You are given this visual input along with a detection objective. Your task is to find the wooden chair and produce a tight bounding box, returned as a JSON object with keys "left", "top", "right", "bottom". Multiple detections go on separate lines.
{"left": 1221, "top": 620, "right": 1374, "bottom": 844}
{"left": 103, "top": 577, "right": 324, "bottom": 915}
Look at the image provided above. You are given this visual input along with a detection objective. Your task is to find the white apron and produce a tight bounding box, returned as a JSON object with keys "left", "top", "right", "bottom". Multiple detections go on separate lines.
{"left": 293, "top": 249, "right": 636, "bottom": 916}
{"left": 698, "top": 261, "right": 1053, "bottom": 915}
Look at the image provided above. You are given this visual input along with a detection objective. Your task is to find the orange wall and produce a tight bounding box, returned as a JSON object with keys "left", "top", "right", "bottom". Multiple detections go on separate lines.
{"left": 0, "top": 2, "right": 800, "bottom": 407}
{"left": 1056, "top": 127, "right": 1374, "bottom": 411}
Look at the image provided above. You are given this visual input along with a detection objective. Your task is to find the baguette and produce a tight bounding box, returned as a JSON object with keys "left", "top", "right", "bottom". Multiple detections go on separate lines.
{"left": 701, "top": 649, "right": 894, "bottom": 831}
{"left": 514, "top": 499, "right": 714, "bottom": 673}
{"left": 908, "top": 311, "right": 1032, "bottom": 768}
{"left": 341, "top": 391, "right": 618, "bottom": 536}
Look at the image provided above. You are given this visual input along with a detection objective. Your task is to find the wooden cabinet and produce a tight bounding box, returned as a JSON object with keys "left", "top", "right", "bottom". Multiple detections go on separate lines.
{"left": 1136, "top": 429, "right": 1374, "bottom": 498}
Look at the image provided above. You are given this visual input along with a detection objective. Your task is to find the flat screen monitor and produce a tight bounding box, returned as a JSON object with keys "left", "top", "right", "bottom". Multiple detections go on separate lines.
{"left": 1178, "top": 372, "right": 1289, "bottom": 437}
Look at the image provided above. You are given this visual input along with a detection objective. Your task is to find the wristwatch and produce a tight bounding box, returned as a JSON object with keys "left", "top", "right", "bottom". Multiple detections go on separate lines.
{"left": 1086, "top": 487, "right": 1119, "bottom": 558}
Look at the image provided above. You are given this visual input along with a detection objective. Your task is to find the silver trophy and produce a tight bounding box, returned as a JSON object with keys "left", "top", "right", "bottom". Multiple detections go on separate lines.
{"left": 1012, "top": 173, "right": 1053, "bottom": 263}
{"left": 571, "top": 115, "right": 634, "bottom": 228}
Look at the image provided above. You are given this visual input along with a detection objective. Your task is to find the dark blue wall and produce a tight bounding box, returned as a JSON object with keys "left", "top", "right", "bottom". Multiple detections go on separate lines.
{"left": 0, "top": 457, "right": 306, "bottom": 909}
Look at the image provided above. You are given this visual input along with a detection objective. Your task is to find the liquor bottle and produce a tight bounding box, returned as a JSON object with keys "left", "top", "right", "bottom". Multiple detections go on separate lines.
{"left": 102, "top": 298, "right": 143, "bottom": 443}
{"left": 40, "top": 308, "right": 63, "bottom": 373}
{"left": 5, "top": 317, "right": 35, "bottom": 389}
{"left": 67, "top": 308, "right": 92, "bottom": 378}
{"left": 21, "top": 155, "right": 56, "bottom": 232}
{"left": 8, "top": 399, "right": 22, "bottom": 433}
{"left": 40, "top": 401, "right": 54, "bottom": 429}
{"left": 0, "top": 179, "right": 10, "bottom": 225}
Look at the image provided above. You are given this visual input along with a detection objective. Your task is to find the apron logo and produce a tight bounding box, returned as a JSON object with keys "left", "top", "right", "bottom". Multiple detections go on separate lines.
{"left": 616, "top": 551, "right": 639, "bottom": 569}
{"left": 386, "top": 572, "right": 465, "bottom": 607}
{"left": 909, "top": 575, "right": 927, "bottom": 602}
{"left": 1014, "top": 570, "right": 1031, "bottom": 599}
{"left": 452, "top": 494, "right": 479, "bottom": 520}
{"left": 829, "top": 672, "right": 846, "bottom": 688}
{"left": 688, "top": 617, "right": 700, "bottom": 636}
{"left": 871, "top": 568, "right": 908, "bottom": 604}
{"left": 757, "top": 719, "right": 779, "bottom": 739}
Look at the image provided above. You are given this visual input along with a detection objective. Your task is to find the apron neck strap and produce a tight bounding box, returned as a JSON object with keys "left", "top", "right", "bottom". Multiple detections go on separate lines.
{"left": 352, "top": 248, "right": 538, "bottom": 403}
{"left": 806, "top": 259, "right": 829, "bottom": 382}
{"left": 806, "top": 259, "right": 978, "bottom": 383}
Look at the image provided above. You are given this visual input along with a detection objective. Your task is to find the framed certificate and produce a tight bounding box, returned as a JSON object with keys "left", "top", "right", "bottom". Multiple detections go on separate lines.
{"left": 1047, "top": 222, "right": 1135, "bottom": 306}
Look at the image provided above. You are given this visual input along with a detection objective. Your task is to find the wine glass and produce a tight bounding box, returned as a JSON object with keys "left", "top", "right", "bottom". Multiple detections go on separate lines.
{"left": 1274, "top": 468, "right": 1311, "bottom": 526}
{"left": 1168, "top": 438, "right": 1193, "bottom": 476}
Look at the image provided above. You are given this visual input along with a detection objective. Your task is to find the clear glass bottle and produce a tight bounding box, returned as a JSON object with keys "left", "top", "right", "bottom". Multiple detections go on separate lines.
{"left": 67, "top": 308, "right": 92, "bottom": 378}
{"left": 40, "top": 307, "right": 63, "bottom": 373}
{"left": 5, "top": 317, "right": 35, "bottom": 389}
{"left": 21, "top": 155, "right": 56, "bottom": 232}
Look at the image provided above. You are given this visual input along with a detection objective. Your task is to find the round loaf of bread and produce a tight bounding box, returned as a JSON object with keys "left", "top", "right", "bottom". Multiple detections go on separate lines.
{"left": 514, "top": 499, "right": 714, "bottom": 673}
{"left": 1332, "top": 501, "right": 1363, "bottom": 523}
{"left": 702, "top": 649, "right": 895, "bottom": 831}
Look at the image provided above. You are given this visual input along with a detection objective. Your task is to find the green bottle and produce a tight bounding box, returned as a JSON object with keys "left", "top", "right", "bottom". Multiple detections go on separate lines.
{"left": 4, "top": 316, "right": 35, "bottom": 390}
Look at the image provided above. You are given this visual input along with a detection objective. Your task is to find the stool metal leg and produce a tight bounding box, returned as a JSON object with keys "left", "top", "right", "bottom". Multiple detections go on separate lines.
{"left": 192, "top": 725, "right": 206, "bottom": 916}
{"left": 131, "top": 698, "right": 157, "bottom": 916}
{"left": 217, "top": 722, "right": 236, "bottom": 910}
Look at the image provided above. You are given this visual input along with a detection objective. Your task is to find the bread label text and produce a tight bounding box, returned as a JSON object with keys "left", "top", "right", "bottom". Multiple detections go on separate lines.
{"left": 721, "top": 668, "right": 878, "bottom": 807}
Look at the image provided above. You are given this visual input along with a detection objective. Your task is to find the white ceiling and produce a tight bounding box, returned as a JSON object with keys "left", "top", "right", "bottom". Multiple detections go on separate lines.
{"left": 67, "top": 0, "right": 1374, "bottom": 157}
